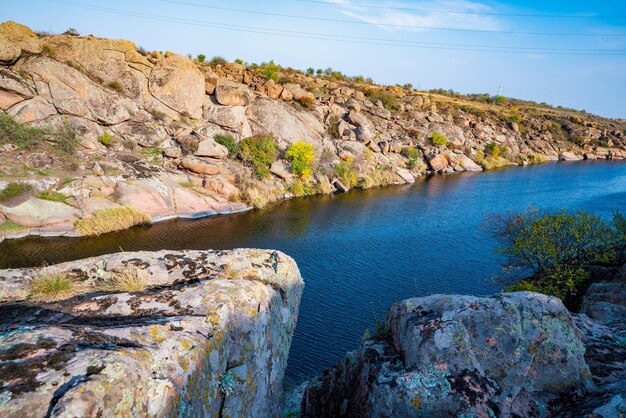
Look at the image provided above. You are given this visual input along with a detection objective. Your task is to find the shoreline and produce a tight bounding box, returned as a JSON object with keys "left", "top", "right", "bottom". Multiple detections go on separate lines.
{"left": 1, "top": 158, "right": 623, "bottom": 246}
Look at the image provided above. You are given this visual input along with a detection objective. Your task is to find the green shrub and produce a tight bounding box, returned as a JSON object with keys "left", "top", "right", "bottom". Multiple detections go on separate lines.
{"left": 54, "top": 123, "right": 81, "bottom": 154}
{"left": 213, "top": 134, "right": 240, "bottom": 157}
{"left": 98, "top": 132, "right": 114, "bottom": 147}
{"left": 0, "top": 182, "right": 33, "bottom": 202}
{"left": 0, "top": 112, "right": 46, "bottom": 150}
{"left": 234, "top": 58, "right": 244, "bottom": 65}
{"left": 75, "top": 207, "right": 151, "bottom": 236}
{"left": 107, "top": 81, "right": 124, "bottom": 93}
{"left": 484, "top": 142, "right": 502, "bottom": 158}
{"left": 209, "top": 56, "right": 227, "bottom": 66}
{"left": 333, "top": 160, "right": 357, "bottom": 187}
{"left": 508, "top": 113, "right": 522, "bottom": 123}
{"left": 486, "top": 208, "right": 616, "bottom": 306}
{"left": 97, "top": 268, "right": 148, "bottom": 293}
{"left": 364, "top": 90, "right": 399, "bottom": 111}
{"left": 196, "top": 54, "right": 206, "bottom": 63}
{"left": 401, "top": 147, "right": 420, "bottom": 169}
{"left": 430, "top": 132, "right": 448, "bottom": 147}
{"left": 285, "top": 141, "right": 315, "bottom": 178}
{"left": 0, "top": 219, "right": 26, "bottom": 233}
{"left": 240, "top": 135, "right": 278, "bottom": 179}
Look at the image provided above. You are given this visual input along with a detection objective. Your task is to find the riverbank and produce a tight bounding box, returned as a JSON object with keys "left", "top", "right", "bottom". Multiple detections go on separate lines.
{"left": 1, "top": 20, "right": 625, "bottom": 243}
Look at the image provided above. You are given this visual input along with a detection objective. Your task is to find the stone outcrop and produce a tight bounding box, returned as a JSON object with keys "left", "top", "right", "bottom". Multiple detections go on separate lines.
{"left": 302, "top": 292, "right": 597, "bottom": 417}
{"left": 0, "top": 20, "right": 625, "bottom": 241}
{"left": 0, "top": 249, "right": 304, "bottom": 417}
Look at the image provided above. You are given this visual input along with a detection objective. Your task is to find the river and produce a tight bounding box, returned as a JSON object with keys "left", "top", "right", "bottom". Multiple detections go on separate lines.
{"left": 1, "top": 160, "right": 626, "bottom": 386}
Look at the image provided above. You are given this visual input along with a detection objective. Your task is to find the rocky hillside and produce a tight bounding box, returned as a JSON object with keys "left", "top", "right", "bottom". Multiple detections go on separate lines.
{"left": 0, "top": 249, "right": 303, "bottom": 417}
{"left": 301, "top": 286, "right": 626, "bottom": 417}
{"left": 1, "top": 20, "right": 625, "bottom": 241}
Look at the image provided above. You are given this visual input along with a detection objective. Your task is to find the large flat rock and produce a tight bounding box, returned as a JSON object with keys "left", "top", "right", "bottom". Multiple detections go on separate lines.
{"left": 0, "top": 249, "right": 304, "bottom": 417}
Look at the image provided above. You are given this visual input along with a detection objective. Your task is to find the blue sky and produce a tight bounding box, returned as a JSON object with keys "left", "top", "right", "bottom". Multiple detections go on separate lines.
{"left": 3, "top": 0, "right": 626, "bottom": 118}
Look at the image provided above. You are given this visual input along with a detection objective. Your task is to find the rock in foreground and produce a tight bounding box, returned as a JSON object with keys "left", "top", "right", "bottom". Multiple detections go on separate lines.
{"left": 0, "top": 249, "right": 304, "bottom": 417}
{"left": 302, "top": 292, "right": 593, "bottom": 417}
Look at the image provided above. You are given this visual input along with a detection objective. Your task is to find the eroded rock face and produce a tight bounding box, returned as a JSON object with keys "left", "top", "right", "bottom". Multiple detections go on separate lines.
{"left": 0, "top": 249, "right": 304, "bottom": 417}
{"left": 149, "top": 53, "right": 204, "bottom": 118}
{"left": 302, "top": 292, "right": 592, "bottom": 417}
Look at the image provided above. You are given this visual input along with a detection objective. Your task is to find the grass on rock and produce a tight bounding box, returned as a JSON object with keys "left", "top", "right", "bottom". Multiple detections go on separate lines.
{"left": 0, "top": 219, "right": 26, "bottom": 233}
{"left": 97, "top": 269, "right": 149, "bottom": 293}
{"left": 0, "top": 182, "right": 33, "bottom": 202}
{"left": 29, "top": 271, "right": 76, "bottom": 301}
{"left": 74, "top": 207, "right": 151, "bottom": 236}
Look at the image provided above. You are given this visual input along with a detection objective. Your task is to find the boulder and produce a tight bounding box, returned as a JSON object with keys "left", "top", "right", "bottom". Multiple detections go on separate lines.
{"left": 149, "top": 53, "right": 204, "bottom": 119}
{"left": 113, "top": 121, "right": 167, "bottom": 148}
{"left": 282, "top": 83, "right": 315, "bottom": 104}
{"left": 0, "top": 197, "right": 79, "bottom": 230}
{"left": 43, "top": 35, "right": 152, "bottom": 101}
{"left": 247, "top": 98, "right": 324, "bottom": 147}
{"left": 203, "top": 178, "right": 240, "bottom": 199}
{"left": 396, "top": 168, "right": 414, "bottom": 183}
{"left": 194, "top": 137, "right": 229, "bottom": 159}
{"left": 270, "top": 160, "right": 293, "bottom": 179}
{"left": 0, "top": 249, "right": 303, "bottom": 418}
{"left": 427, "top": 122, "right": 466, "bottom": 146}
{"left": 264, "top": 79, "right": 283, "bottom": 99}
{"left": 346, "top": 110, "right": 376, "bottom": 143}
{"left": 0, "top": 21, "right": 41, "bottom": 64}
{"left": 214, "top": 84, "right": 253, "bottom": 106}
{"left": 181, "top": 157, "right": 222, "bottom": 175}
{"left": 559, "top": 151, "right": 582, "bottom": 161}
{"left": 302, "top": 292, "right": 592, "bottom": 417}
{"left": 21, "top": 57, "right": 138, "bottom": 125}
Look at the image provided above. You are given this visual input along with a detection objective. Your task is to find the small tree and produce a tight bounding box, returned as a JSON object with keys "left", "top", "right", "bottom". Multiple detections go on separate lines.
{"left": 285, "top": 141, "right": 315, "bottom": 178}
{"left": 306, "top": 67, "right": 315, "bottom": 75}
{"left": 196, "top": 54, "right": 206, "bottom": 63}
{"left": 486, "top": 208, "right": 614, "bottom": 305}
{"left": 484, "top": 142, "right": 502, "bottom": 158}
{"left": 234, "top": 58, "right": 244, "bottom": 65}
{"left": 63, "top": 28, "right": 80, "bottom": 36}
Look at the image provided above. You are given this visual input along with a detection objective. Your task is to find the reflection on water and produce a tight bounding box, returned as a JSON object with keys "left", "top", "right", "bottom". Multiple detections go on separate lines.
{"left": 1, "top": 161, "right": 626, "bottom": 385}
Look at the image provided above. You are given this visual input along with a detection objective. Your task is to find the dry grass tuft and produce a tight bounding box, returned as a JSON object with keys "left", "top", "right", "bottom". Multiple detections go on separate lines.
{"left": 97, "top": 269, "right": 149, "bottom": 293}
{"left": 29, "top": 271, "right": 77, "bottom": 301}
{"left": 75, "top": 207, "right": 151, "bottom": 236}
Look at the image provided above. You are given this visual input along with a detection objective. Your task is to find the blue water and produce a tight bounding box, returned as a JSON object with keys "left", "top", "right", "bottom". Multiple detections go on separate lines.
{"left": 1, "top": 160, "right": 625, "bottom": 385}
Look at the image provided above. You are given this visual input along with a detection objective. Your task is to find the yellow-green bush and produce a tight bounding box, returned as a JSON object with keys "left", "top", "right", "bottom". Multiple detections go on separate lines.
{"left": 29, "top": 271, "right": 76, "bottom": 301}
{"left": 430, "top": 132, "right": 448, "bottom": 147}
{"left": 286, "top": 141, "right": 315, "bottom": 178}
{"left": 75, "top": 207, "right": 150, "bottom": 236}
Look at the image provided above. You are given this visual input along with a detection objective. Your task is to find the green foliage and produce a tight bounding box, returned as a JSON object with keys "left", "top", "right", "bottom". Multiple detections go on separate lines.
{"left": 306, "top": 67, "right": 315, "bottom": 75}
{"left": 218, "top": 371, "right": 236, "bottom": 396}
{"left": 508, "top": 113, "right": 523, "bottom": 123}
{"left": 209, "top": 56, "right": 227, "bottom": 66}
{"left": 333, "top": 160, "right": 357, "bottom": 187}
{"left": 240, "top": 135, "right": 278, "bottom": 178}
{"left": 234, "top": 58, "right": 244, "bottom": 65}
{"left": 37, "top": 191, "right": 70, "bottom": 204}
{"left": 107, "top": 81, "right": 124, "bottom": 93}
{"left": 484, "top": 141, "right": 503, "bottom": 158}
{"left": 196, "top": 54, "right": 206, "bottom": 63}
{"left": 364, "top": 90, "right": 400, "bottom": 111}
{"left": 0, "top": 182, "right": 33, "bottom": 202}
{"left": 213, "top": 133, "right": 240, "bottom": 157}
{"left": 285, "top": 141, "right": 315, "bottom": 178}
{"left": 54, "top": 123, "right": 81, "bottom": 154}
{"left": 487, "top": 208, "right": 617, "bottom": 306}
{"left": 62, "top": 28, "right": 80, "bottom": 36}
{"left": 401, "top": 147, "right": 420, "bottom": 169}
{"left": 0, "top": 112, "right": 46, "bottom": 150}
{"left": 430, "top": 132, "right": 448, "bottom": 147}
{"left": 98, "top": 132, "right": 114, "bottom": 147}
{"left": 374, "top": 319, "right": 391, "bottom": 341}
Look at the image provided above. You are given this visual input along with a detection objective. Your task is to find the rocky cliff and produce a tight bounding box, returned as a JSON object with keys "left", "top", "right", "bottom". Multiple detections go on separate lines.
{"left": 1, "top": 20, "right": 625, "bottom": 242}
{"left": 301, "top": 288, "right": 626, "bottom": 417}
{"left": 0, "top": 249, "right": 304, "bottom": 417}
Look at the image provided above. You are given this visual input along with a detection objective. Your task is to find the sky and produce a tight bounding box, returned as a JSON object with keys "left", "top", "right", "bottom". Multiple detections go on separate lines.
{"left": 3, "top": 0, "right": 626, "bottom": 118}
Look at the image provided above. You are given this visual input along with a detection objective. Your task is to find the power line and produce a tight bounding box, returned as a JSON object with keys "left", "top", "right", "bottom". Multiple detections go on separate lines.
{"left": 45, "top": 0, "right": 626, "bottom": 55}
{"left": 158, "top": 0, "right": 626, "bottom": 37}
{"left": 295, "top": 0, "right": 620, "bottom": 19}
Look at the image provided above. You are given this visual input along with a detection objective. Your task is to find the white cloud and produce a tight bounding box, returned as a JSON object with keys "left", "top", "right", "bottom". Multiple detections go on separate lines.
{"left": 334, "top": 0, "right": 504, "bottom": 32}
